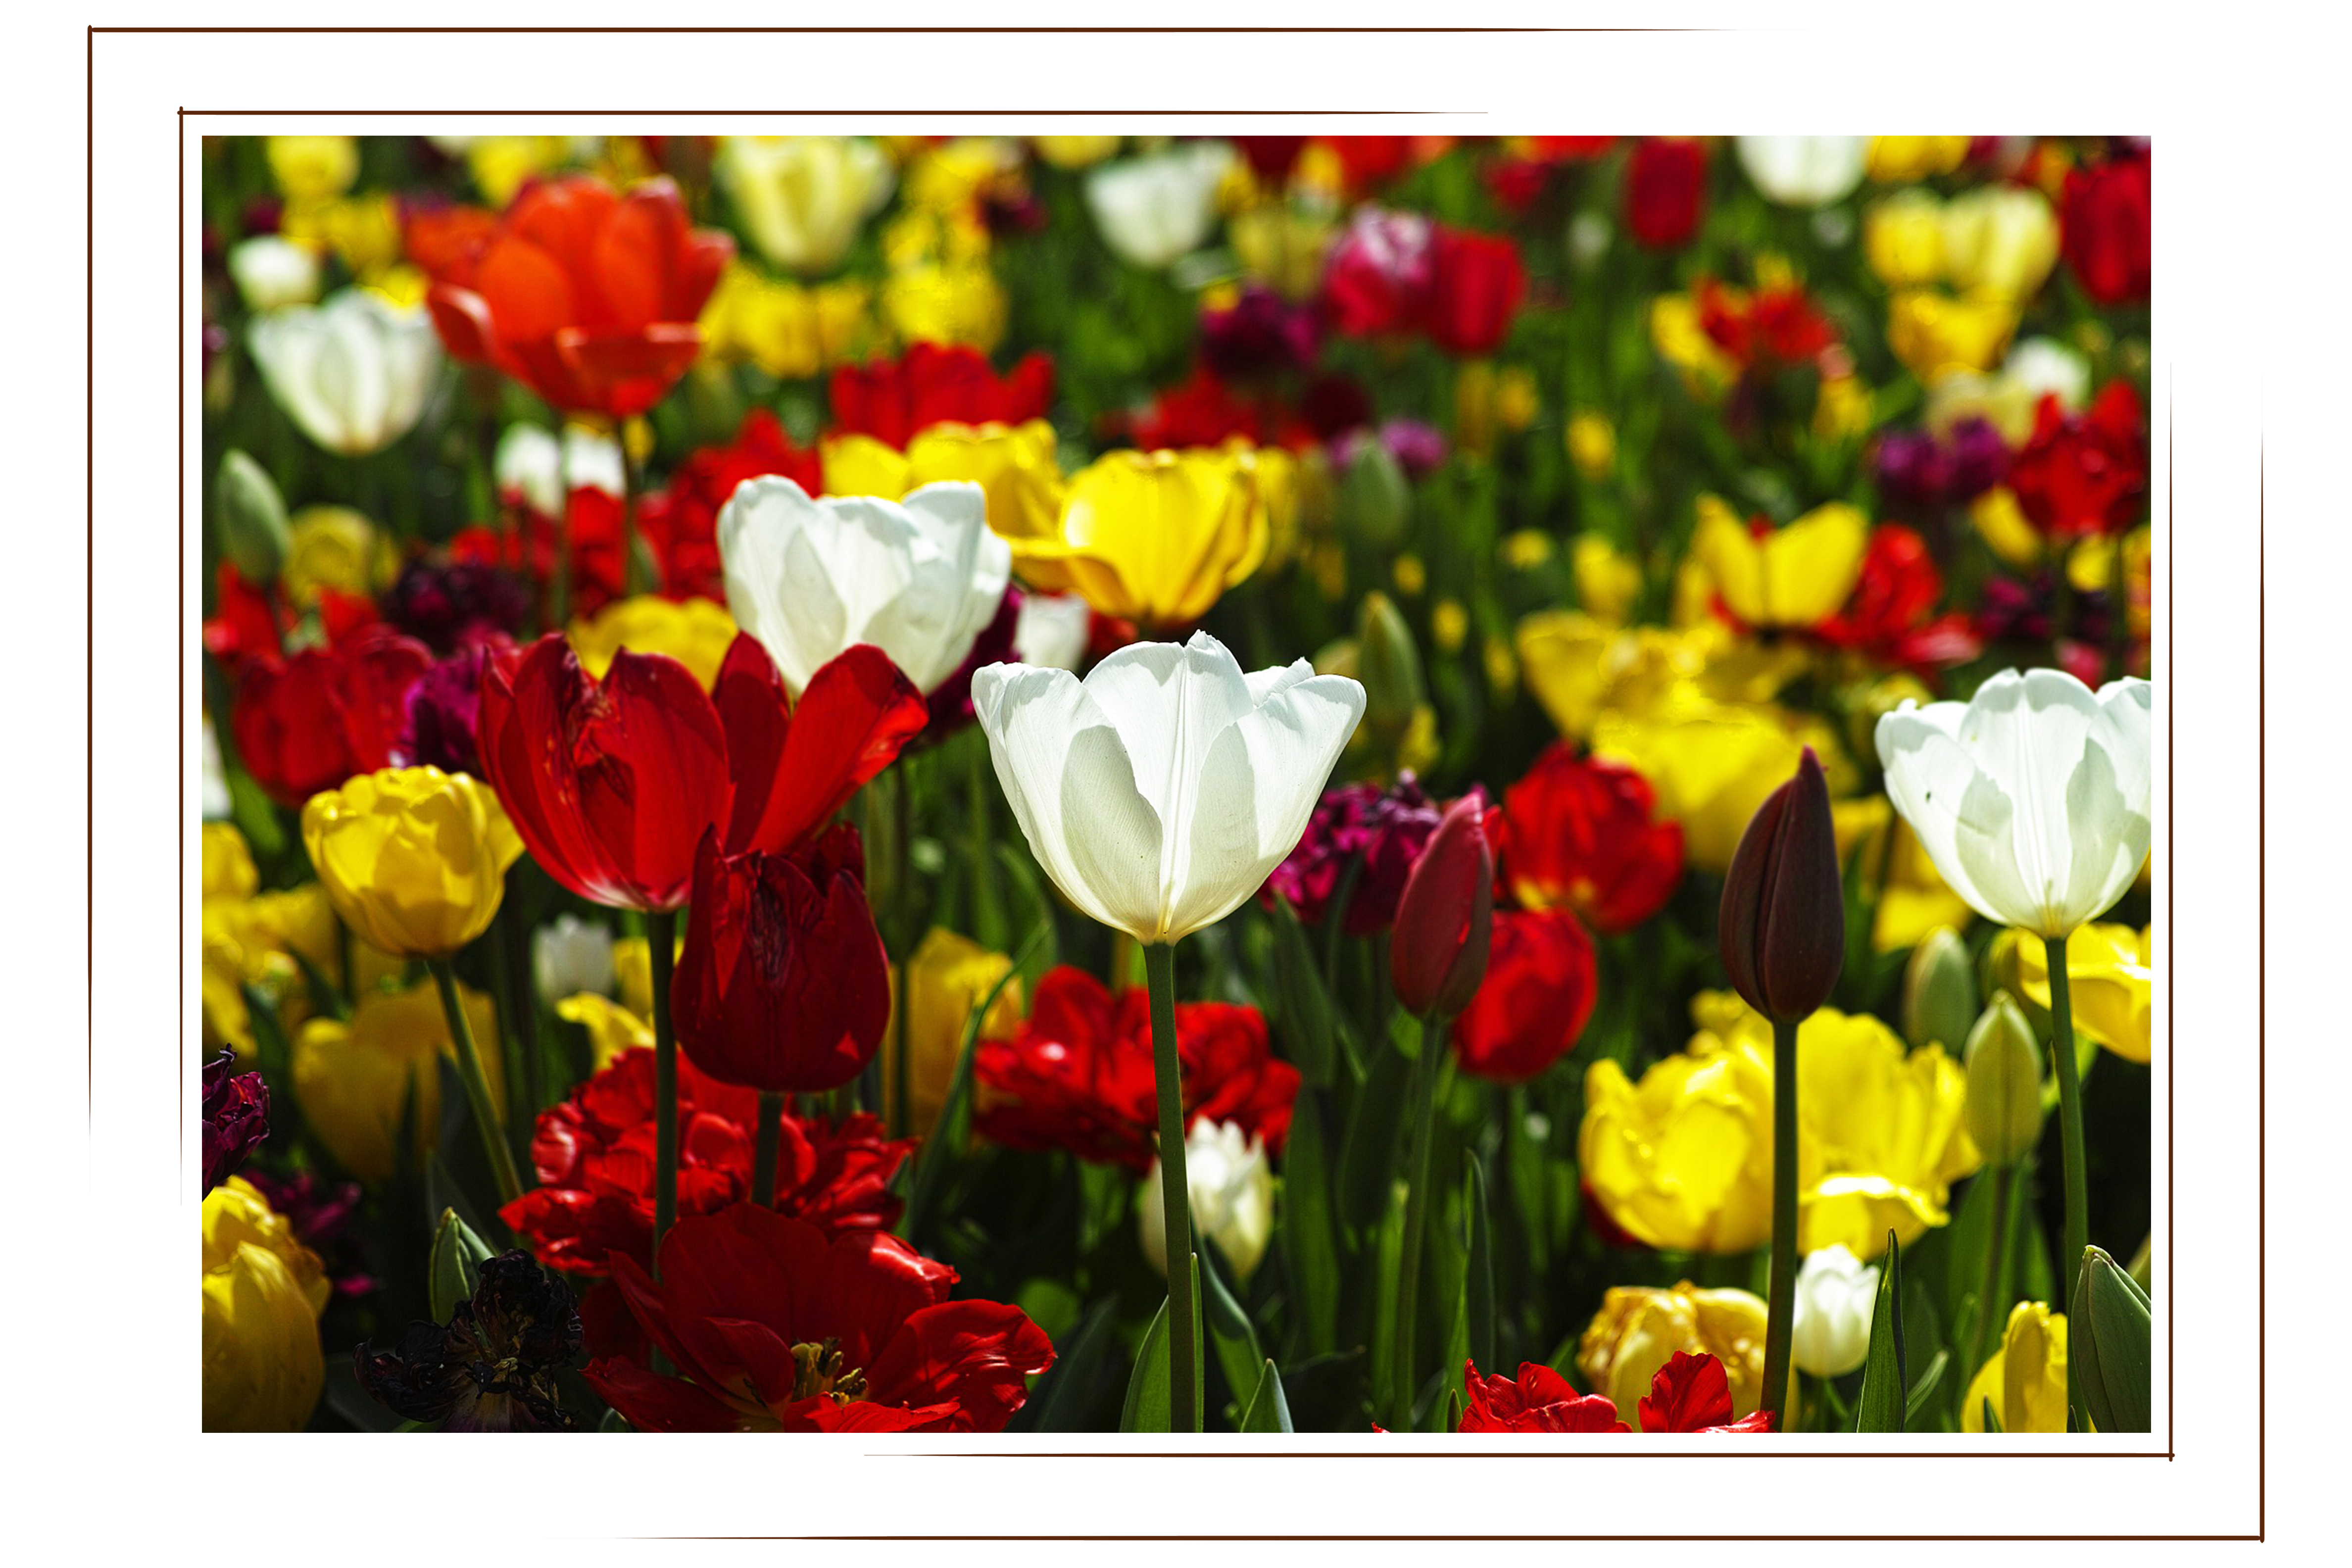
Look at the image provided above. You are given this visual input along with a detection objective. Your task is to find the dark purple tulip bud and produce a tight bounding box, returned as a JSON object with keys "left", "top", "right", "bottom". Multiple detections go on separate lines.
{"left": 353, "top": 1251, "right": 583, "bottom": 1431}
{"left": 1718, "top": 747, "right": 1845, "bottom": 1022}
{"left": 1391, "top": 789, "right": 1494, "bottom": 1020}
{"left": 201, "top": 1050, "right": 270, "bottom": 1193}
{"left": 1944, "top": 416, "right": 2010, "bottom": 501}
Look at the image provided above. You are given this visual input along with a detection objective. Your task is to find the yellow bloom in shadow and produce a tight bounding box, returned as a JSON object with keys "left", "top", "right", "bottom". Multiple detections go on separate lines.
{"left": 1995, "top": 923, "right": 2154, "bottom": 1064}
{"left": 884, "top": 928, "right": 1027, "bottom": 1140}
{"left": 203, "top": 1177, "right": 328, "bottom": 1431}
{"left": 1590, "top": 693, "right": 1850, "bottom": 874}
{"left": 294, "top": 980, "right": 505, "bottom": 1183}
{"left": 1577, "top": 1281, "right": 1772, "bottom": 1421}
{"left": 557, "top": 993, "right": 654, "bottom": 1074}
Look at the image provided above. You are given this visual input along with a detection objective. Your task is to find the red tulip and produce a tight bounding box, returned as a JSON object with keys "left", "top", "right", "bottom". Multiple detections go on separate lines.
{"left": 415, "top": 175, "right": 732, "bottom": 420}
{"left": 2060, "top": 147, "right": 2152, "bottom": 306}
{"left": 973, "top": 967, "right": 1298, "bottom": 1173}
{"left": 475, "top": 632, "right": 924, "bottom": 911}
{"left": 828, "top": 342, "right": 1055, "bottom": 451}
{"left": 1497, "top": 748, "right": 1684, "bottom": 935}
{"left": 1326, "top": 136, "right": 1414, "bottom": 195}
{"left": 1637, "top": 1351, "right": 1775, "bottom": 1433}
{"left": 1235, "top": 136, "right": 1309, "bottom": 185}
{"left": 637, "top": 410, "right": 822, "bottom": 602}
{"left": 1459, "top": 1358, "right": 1626, "bottom": 1433}
{"left": 1813, "top": 524, "right": 1984, "bottom": 675}
{"left": 1390, "top": 790, "right": 1494, "bottom": 1020}
{"left": 499, "top": 1045, "right": 912, "bottom": 1278}
{"left": 1320, "top": 206, "right": 1436, "bottom": 341}
{"left": 230, "top": 624, "right": 433, "bottom": 806}
{"left": 1718, "top": 746, "right": 1845, "bottom": 1023}
{"left": 1449, "top": 907, "right": 1598, "bottom": 1084}
{"left": 1626, "top": 138, "right": 1709, "bottom": 250}
{"left": 584, "top": 1204, "right": 1054, "bottom": 1431}
{"left": 2007, "top": 382, "right": 2148, "bottom": 541}
{"left": 671, "top": 823, "right": 891, "bottom": 1095}
{"left": 1423, "top": 226, "right": 1527, "bottom": 357}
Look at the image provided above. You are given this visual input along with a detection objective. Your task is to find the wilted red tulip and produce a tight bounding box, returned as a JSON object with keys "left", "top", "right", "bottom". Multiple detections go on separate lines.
{"left": 1626, "top": 138, "right": 1709, "bottom": 250}
{"left": 2060, "top": 147, "right": 2152, "bottom": 305}
{"left": 2008, "top": 382, "right": 2148, "bottom": 540}
{"left": 230, "top": 624, "right": 433, "bottom": 806}
{"left": 1459, "top": 1358, "right": 1626, "bottom": 1433}
{"left": 584, "top": 1204, "right": 1053, "bottom": 1431}
{"left": 1637, "top": 1351, "right": 1776, "bottom": 1433}
{"left": 1450, "top": 907, "right": 1598, "bottom": 1084}
{"left": 1718, "top": 746, "right": 1845, "bottom": 1022}
{"left": 1423, "top": 226, "right": 1527, "bottom": 356}
{"left": 670, "top": 824, "right": 891, "bottom": 1095}
{"left": 475, "top": 632, "right": 922, "bottom": 911}
{"left": 1390, "top": 790, "right": 1495, "bottom": 1020}
{"left": 415, "top": 175, "right": 732, "bottom": 420}
{"left": 828, "top": 343, "right": 1055, "bottom": 450}
{"left": 202, "top": 1051, "right": 270, "bottom": 1194}
{"left": 1497, "top": 748, "right": 1684, "bottom": 935}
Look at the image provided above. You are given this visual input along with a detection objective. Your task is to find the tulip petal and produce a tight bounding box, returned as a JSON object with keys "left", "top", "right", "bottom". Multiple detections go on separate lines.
{"left": 719, "top": 637, "right": 925, "bottom": 857}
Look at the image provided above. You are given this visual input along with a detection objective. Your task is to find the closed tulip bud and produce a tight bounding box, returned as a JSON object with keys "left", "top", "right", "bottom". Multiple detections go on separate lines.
{"left": 1139, "top": 1120, "right": 1275, "bottom": 1284}
{"left": 1337, "top": 434, "right": 1412, "bottom": 549}
{"left": 1357, "top": 591, "right": 1426, "bottom": 747}
{"left": 1963, "top": 991, "right": 2046, "bottom": 1165}
{"left": 2069, "top": 1244, "right": 2151, "bottom": 1433}
{"left": 1790, "top": 1244, "right": 1879, "bottom": 1377}
{"left": 1718, "top": 747, "right": 1845, "bottom": 1022}
{"left": 1391, "top": 790, "right": 1494, "bottom": 1020}
{"left": 216, "top": 448, "right": 291, "bottom": 586}
{"left": 1904, "top": 925, "right": 1977, "bottom": 1051}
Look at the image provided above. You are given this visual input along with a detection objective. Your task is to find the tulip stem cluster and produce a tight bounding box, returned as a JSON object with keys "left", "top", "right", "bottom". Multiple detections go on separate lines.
{"left": 1759, "top": 1014, "right": 1802, "bottom": 1429}
{"left": 1144, "top": 942, "right": 1202, "bottom": 1434}
{"left": 427, "top": 957, "right": 523, "bottom": 1206}
{"left": 2043, "top": 931, "right": 2090, "bottom": 1423}
{"left": 1390, "top": 1011, "right": 1449, "bottom": 1430}
{"left": 648, "top": 908, "right": 681, "bottom": 1274}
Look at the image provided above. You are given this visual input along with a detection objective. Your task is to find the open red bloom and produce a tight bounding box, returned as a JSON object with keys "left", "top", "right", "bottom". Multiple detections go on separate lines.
{"left": 828, "top": 342, "right": 1055, "bottom": 450}
{"left": 1813, "top": 523, "right": 1984, "bottom": 674}
{"left": 672, "top": 822, "right": 891, "bottom": 1094}
{"left": 1459, "top": 1359, "right": 1627, "bottom": 1433}
{"left": 1697, "top": 279, "right": 1839, "bottom": 370}
{"left": 974, "top": 968, "right": 1298, "bottom": 1173}
{"left": 2008, "top": 382, "right": 2148, "bottom": 540}
{"left": 414, "top": 175, "right": 732, "bottom": 420}
{"left": 1450, "top": 907, "right": 1599, "bottom": 1084}
{"left": 584, "top": 1204, "right": 1053, "bottom": 1432}
{"left": 637, "top": 409, "right": 822, "bottom": 602}
{"left": 2060, "top": 147, "right": 2152, "bottom": 306}
{"left": 1626, "top": 139, "right": 1709, "bottom": 250}
{"left": 1637, "top": 1351, "right": 1776, "bottom": 1433}
{"left": 1423, "top": 226, "right": 1527, "bottom": 357}
{"left": 500, "top": 1045, "right": 911, "bottom": 1277}
{"left": 1498, "top": 748, "right": 1683, "bottom": 935}
{"left": 230, "top": 624, "right": 433, "bottom": 806}
{"left": 476, "top": 631, "right": 923, "bottom": 910}
{"left": 203, "top": 563, "right": 379, "bottom": 674}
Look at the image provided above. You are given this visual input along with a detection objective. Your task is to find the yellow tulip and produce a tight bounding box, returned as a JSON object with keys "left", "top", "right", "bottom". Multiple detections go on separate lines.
{"left": 568, "top": 593, "right": 739, "bottom": 692}
{"left": 281, "top": 194, "right": 407, "bottom": 283}
{"left": 1833, "top": 795, "right": 1976, "bottom": 951}
{"left": 1566, "top": 411, "right": 1618, "bottom": 482}
{"left": 1649, "top": 294, "right": 1739, "bottom": 398}
{"left": 265, "top": 136, "right": 359, "bottom": 203}
{"left": 1032, "top": 135, "right": 1122, "bottom": 170}
{"left": 280, "top": 506, "right": 384, "bottom": 605}
{"left": 1941, "top": 186, "right": 2060, "bottom": 302}
{"left": 1864, "top": 190, "right": 1948, "bottom": 288}
{"left": 301, "top": 768, "right": 522, "bottom": 960}
{"left": 1814, "top": 373, "right": 1874, "bottom": 443}
{"left": 1962, "top": 1303, "right": 2069, "bottom": 1432}
{"left": 1244, "top": 442, "right": 1303, "bottom": 570}
{"left": 883, "top": 259, "right": 1007, "bottom": 352}
{"left": 1227, "top": 203, "right": 1335, "bottom": 301}
{"left": 466, "top": 135, "right": 573, "bottom": 207}
{"left": 612, "top": 936, "right": 655, "bottom": 1021}
{"left": 1496, "top": 368, "right": 1541, "bottom": 434}
{"left": 1009, "top": 447, "right": 1272, "bottom": 627}
{"left": 1887, "top": 289, "right": 2020, "bottom": 382}
{"left": 204, "top": 822, "right": 259, "bottom": 903}
{"left": 1580, "top": 992, "right": 1979, "bottom": 1258}
{"left": 1997, "top": 923, "right": 2154, "bottom": 1064}
{"left": 1577, "top": 1281, "right": 1771, "bottom": 1421}
{"left": 1692, "top": 495, "right": 1869, "bottom": 629}
{"left": 883, "top": 929, "right": 1027, "bottom": 1139}
{"left": 1971, "top": 485, "right": 2046, "bottom": 570}
{"left": 1590, "top": 695, "right": 1850, "bottom": 874}
{"left": 294, "top": 979, "right": 505, "bottom": 1181}
{"left": 1866, "top": 135, "right": 1969, "bottom": 184}
{"left": 202, "top": 1177, "right": 328, "bottom": 1431}
{"left": 822, "top": 420, "right": 1068, "bottom": 542}
{"left": 699, "top": 261, "right": 875, "bottom": 380}
{"left": 557, "top": 993, "right": 654, "bottom": 1073}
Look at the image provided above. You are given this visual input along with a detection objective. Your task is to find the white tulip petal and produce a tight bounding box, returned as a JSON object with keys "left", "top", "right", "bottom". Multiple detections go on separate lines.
{"left": 248, "top": 291, "right": 440, "bottom": 458}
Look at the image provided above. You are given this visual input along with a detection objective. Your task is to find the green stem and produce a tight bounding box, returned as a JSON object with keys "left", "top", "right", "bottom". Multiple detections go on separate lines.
{"left": 496, "top": 880, "right": 541, "bottom": 1144}
{"left": 648, "top": 909, "right": 680, "bottom": 1274}
{"left": 427, "top": 958, "right": 523, "bottom": 1206}
{"left": 1971, "top": 1160, "right": 2015, "bottom": 1381}
{"left": 2044, "top": 931, "right": 2089, "bottom": 1427}
{"left": 965, "top": 733, "right": 1006, "bottom": 950}
{"left": 751, "top": 1090, "right": 785, "bottom": 1209}
{"left": 1760, "top": 1012, "right": 1802, "bottom": 1430}
{"left": 1390, "top": 1010, "right": 1446, "bottom": 1429}
{"left": 1143, "top": 941, "right": 1200, "bottom": 1434}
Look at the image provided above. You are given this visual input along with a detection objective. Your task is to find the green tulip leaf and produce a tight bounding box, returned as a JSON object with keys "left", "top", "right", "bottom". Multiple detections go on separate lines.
{"left": 1855, "top": 1228, "right": 1908, "bottom": 1432}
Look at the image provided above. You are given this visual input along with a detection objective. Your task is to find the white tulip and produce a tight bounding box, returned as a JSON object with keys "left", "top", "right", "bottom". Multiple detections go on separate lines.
{"left": 1876, "top": 669, "right": 2153, "bottom": 940}
{"left": 227, "top": 236, "right": 322, "bottom": 312}
{"left": 973, "top": 631, "right": 1365, "bottom": 945}
{"left": 1012, "top": 590, "right": 1093, "bottom": 673}
{"left": 1139, "top": 1120, "right": 1274, "bottom": 1283}
{"left": 494, "top": 423, "right": 624, "bottom": 518}
{"left": 533, "top": 914, "right": 616, "bottom": 1009}
{"left": 201, "top": 718, "right": 233, "bottom": 822}
{"left": 719, "top": 476, "right": 1011, "bottom": 697}
{"left": 1084, "top": 142, "right": 1234, "bottom": 270}
{"left": 2002, "top": 336, "right": 2093, "bottom": 413}
{"left": 1734, "top": 137, "right": 1869, "bottom": 209}
{"left": 714, "top": 136, "right": 895, "bottom": 277}
{"left": 246, "top": 290, "right": 442, "bottom": 457}
{"left": 1790, "top": 1245, "right": 1879, "bottom": 1377}
{"left": 1939, "top": 185, "right": 2060, "bottom": 301}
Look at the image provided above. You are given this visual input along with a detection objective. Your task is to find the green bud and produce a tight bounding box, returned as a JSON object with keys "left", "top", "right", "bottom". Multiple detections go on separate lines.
{"left": 1337, "top": 435, "right": 1410, "bottom": 549}
{"left": 1962, "top": 991, "right": 2045, "bottom": 1165}
{"left": 1356, "top": 591, "right": 1425, "bottom": 745}
{"left": 216, "top": 448, "right": 290, "bottom": 585}
{"left": 427, "top": 1206, "right": 496, "bottom": 1322}
{"left": 2069, "top": 1244, "right": 2152, "bottom": 1433}
{"left": 1903, "top": 925, "right": 1977, "bottom": 1051}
